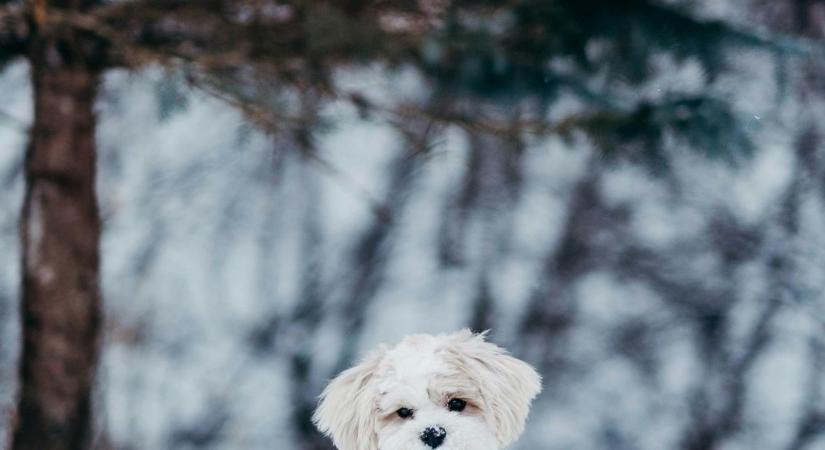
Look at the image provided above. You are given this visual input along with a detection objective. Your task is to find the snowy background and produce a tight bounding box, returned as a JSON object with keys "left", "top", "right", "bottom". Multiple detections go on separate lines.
{"left": 3, "top": 1, "right": 825, "bottom": 449}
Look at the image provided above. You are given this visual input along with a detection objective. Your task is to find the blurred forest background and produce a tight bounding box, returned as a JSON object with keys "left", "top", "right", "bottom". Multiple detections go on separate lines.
{"left": 2, "top": 0, "right": 825, "bottom": 449}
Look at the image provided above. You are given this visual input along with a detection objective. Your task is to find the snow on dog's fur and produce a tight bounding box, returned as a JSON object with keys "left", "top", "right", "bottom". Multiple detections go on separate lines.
{"left": 313, "top": 330, "right": 541, "bottom": 450}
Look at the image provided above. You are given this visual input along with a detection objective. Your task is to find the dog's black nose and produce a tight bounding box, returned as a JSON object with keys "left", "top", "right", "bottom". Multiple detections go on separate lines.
{"left": 420, "top": 426, "right": 447, "bottom": 448}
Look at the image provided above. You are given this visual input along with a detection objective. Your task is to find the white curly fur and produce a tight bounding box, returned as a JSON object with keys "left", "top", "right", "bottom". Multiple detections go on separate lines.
{"left": 313, "top": 330, "right": 541, "bottom": 450}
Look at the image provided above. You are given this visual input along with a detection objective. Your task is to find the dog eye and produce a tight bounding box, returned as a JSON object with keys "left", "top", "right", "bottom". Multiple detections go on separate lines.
{"left": 447, "top": 398, "right": 466, "bottom": 412}
{"left": 396, "top": 407, "right": 414, "bottom": 419}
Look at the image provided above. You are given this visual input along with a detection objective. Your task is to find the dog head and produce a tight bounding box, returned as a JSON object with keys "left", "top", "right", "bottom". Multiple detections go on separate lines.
{"left": 313, "top": 330, "right": 541, "bottom": 450}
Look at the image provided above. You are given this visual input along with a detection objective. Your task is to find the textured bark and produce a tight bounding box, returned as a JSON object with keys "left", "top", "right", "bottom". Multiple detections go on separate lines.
{"left": 12, "top": 30, "right": 102, "bottom": 450}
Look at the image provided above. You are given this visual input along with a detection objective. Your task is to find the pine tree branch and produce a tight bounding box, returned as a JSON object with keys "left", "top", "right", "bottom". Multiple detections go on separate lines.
{"left": 641, "top": 0, "right": 825, "bottom": 58}
{"left": 0, "top": 3, "right": 27, "bottom": 64}
{"left": 90, "top": 0, "right": 425, "bottom": 70}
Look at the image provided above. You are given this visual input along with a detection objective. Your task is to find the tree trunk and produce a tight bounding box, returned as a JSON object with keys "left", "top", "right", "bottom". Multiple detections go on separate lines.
{"left": 12, "top": 29, "right": 102, "bottom": 450}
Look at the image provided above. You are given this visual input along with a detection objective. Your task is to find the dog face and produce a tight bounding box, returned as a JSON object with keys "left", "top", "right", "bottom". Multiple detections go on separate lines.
{"left": 313, "top": 330, "right": 541, "bottom": 450}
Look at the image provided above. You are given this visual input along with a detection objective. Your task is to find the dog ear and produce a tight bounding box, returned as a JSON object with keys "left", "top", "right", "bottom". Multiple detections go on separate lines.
{"left": 313, "top": 347, "right": 385, "bottom": 450}
{"left": 446, "top": 330, "right": 542, "bottom": 448}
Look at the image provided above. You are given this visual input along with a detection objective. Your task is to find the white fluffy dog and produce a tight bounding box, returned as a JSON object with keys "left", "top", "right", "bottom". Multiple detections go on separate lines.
{"left": 313, "top": 330, "right": 541, "bottom": 450}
